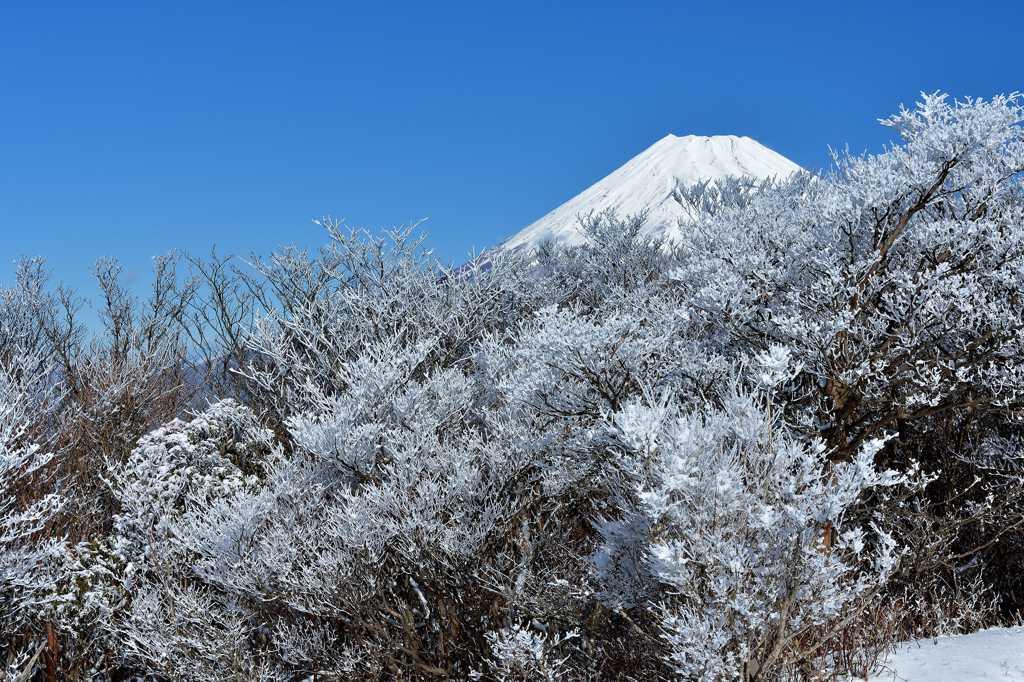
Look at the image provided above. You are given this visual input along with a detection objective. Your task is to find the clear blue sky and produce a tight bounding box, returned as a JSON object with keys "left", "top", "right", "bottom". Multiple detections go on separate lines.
{"left": 2, "top": 1, "right": 1022, "bottom": 317}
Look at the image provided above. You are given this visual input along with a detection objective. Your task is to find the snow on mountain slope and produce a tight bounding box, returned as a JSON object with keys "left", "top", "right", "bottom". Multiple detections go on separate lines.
{"left": 498, "top": 134, "right": 801, "bottom": 254}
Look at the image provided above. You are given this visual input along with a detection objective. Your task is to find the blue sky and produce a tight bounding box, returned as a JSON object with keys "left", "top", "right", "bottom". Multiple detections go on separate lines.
{"left": 2, "top": 1, "right": 1022, "bottom": 318}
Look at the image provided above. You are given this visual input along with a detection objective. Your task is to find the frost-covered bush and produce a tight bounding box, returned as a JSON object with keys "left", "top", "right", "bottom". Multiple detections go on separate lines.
{"left": 532, "top": 208, "right": 668, "bottom": 309}
{"left": 0, "top": 353, "right": 63, "bottom": 676}
{"left": 0, "top": 356, "right": 60, "bottom": 575}
{"left": 242, "top": 221, "right": 540, "bottom": 418}
{"left": 475, "top": 624, "right": 580, "bottom": 682}
{"left": 107, "top": 363, "right": 562, "bottom": 679}
{"left": 102, "top": 400, "right": 283, "bottom": 679}
{"left": 592, "top": 349, "right": 910, "bottom": 681}
{"left": 481, "top": 303, "right": 678, "bottom": 419}
{"left": 109, "top": 399, "right": 278, "bottom": 581}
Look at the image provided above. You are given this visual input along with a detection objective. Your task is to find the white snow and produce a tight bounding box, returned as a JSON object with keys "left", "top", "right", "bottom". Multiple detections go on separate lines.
{"left": 497, "top": 134, "right": 801, "bottom": 254}
{"left": 866, "top": 627, "right": 1024, "bottom": 681}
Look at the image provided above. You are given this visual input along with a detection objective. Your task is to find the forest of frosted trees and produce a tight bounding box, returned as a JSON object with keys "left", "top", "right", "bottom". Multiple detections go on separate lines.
{"left": 1, "top": 93, "right": 1023, "bottom": 681}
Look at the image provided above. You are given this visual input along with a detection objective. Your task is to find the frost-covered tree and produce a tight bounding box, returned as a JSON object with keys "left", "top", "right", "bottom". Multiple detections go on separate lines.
{"left": 592, "top": 349, "right": 911, "bottom": 681}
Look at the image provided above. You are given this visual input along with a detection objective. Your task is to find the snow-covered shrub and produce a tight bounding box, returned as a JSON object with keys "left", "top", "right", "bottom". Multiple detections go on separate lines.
{"left": 475, "top": 624, "right": 580, "bottom": 682}
{"left": 108, "top": 361, "right": 553, "bottom": 679}
{"left": 532, "top": 208, "right": 668, "bottom": 309}
{"left": 242, "top": 220, "right": 538, "bottom": 417}
{"left": 0, "top": 355, "right": 60, "bottom": 571}
{"left": 100, "top": 400, "right": 287, "bottom": 680}
{"left": 109, "top": 399, "right": 278, "bottom": 585}
{"left": 105, "top": 222, "right": 671, "bottom": 680}
{"left": 482, "top": 303, "right": 678, "bottom": 419}
{"left": 0, "top": 353, "right": 63, "bottom": 675}
{"left": 593, "top": 349, "right": 909, "bottom": 680}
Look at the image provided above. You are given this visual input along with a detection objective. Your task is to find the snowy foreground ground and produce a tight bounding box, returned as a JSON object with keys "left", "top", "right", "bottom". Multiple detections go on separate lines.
{"left": 865, "top": 627, "right": 1024, "bottom": 681}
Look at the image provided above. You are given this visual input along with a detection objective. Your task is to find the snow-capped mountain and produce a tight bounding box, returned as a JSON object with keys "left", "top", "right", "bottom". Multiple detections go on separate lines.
{"left": 497, "top": 134, "right": 801, "bottom": 254}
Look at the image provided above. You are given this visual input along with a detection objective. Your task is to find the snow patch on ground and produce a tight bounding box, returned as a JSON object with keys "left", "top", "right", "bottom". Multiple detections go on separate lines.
{"left": 867, "top": 627, "right": 1024, "bottom": 681}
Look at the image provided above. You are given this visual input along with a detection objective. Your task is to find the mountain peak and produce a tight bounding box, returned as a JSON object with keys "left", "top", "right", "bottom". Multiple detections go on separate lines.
{"left": 498, "top": 134, "right": 800, "bottom": 253}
